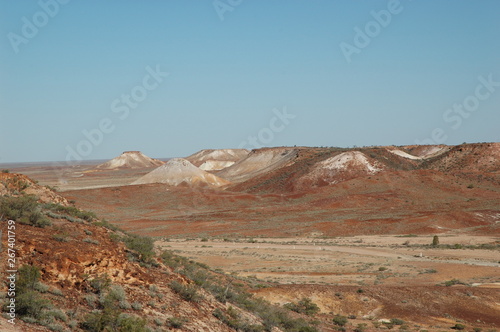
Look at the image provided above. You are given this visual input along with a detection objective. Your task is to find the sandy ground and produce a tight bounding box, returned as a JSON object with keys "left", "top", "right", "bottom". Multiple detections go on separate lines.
{"left": 158, "top": 235, "right": 500, "bottom": 286}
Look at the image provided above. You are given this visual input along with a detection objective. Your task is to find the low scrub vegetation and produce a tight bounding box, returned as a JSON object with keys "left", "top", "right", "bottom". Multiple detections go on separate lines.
{"left": 0, "top": 195, "right": 51, "bottom": 227}
{"left": 332, "top": 314, "right": 348, "bottom": 327}
{"left": 123, "top": 234, "right": 155, "bottom": 263}
{"left": 169, "top": 280, "right": 201, "bottom": 303}
{"left": 284, "top": 298, "right": 320, "bottom": 316}
{"left": 43, "top": 202, "right": 96, "bottom": 222}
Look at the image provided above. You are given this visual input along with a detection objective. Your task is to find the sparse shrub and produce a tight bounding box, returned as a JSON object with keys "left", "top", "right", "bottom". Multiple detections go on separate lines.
{"left": 47, "top": 309, "right": 68, "bottom": 322}
{"left": 15, "top": 291, "right": 52, "bottom": 319}
{"left": 52, "top": 233, "right": 70, "bottom": 242}
{"left": 432, "top": 235, "right": 439, "bottom": 246}
{"left": 35, "top": 282, "right": 49, "bottom": 293}
{"left": 47, "top": 323, "right": 64, "bottom": 331}
{"left": 17, "top": 265, "right": 41, "bottom": 293}
{"left": 83, "top": 237, "right": 99, "bottom": 245}
{"left": 48, "top": 287, "right": 63, "bottom": 296}
{"left": 124, "top": 234, "right": 155, "bottom": 263}
{"left": 131, "top": 302, "right": 143, "bottom": 311}
{"left": 44, "top": 185, "right": 58, "bottom": 192}
{"left": 168, "top": 316, "right": 188, "bottom": 328}
{"left": 444, "top": 279, "right": 464, "bottom": 287}
{"left": 0, "top": 195, "right": 51, "bottom": 227}
{"left": 89, "top": 275, "right": 111, "bottom": 294}
{"left": 170, "top": 281, "right": 201, "bottom": 302}
{"left": 43, "top": 202, "right": 96, "bottom": 222}
{"left": 1, "top": 169, "right": 10, "bottom": 173}
{"left": 20, "top": 316, "right": 38, "bottom": 324}
{"left": 109, "top": 233, "right": 121, "bottom": 242}
{"left": 85, "top": 294, "right": 98, "bottom": 308}
{"left": 355, "top": 323, "right": 368, "bottom": 332}
{"left": 284, "top": 297, "right": 320, "bottom": 316}
{"left": 81, "top": 291, "right": 146, "bottom": 331}
{"left": 161, "top": 250, "right": 185, "bottom": 269}
{"left": 391, "top": 318, "right": 405, "bottom": 325}
{"left": 85, "top": 229, "right": 93, "bottom": 235}
{"left": 378, "top": 267, "right": 388, "bottom": 271}
{"left": 119, "top": 300, "right": 131, "bottom": 310}
{"left": 452, "top": 323, "right": 466, "bottom": 330}
{"left": 108, "top": 285, "right": 127, "bottom": 302}
{"left": 333, "top": 315, "right": 348, "bottom": 326}
{"left": 116, "top": 313, "right": 147, "bottom": 331}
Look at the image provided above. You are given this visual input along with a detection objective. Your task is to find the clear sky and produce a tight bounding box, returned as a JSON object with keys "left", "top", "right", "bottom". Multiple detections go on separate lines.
{"left": 1, "top": 0, "right": 499, "bottom": 163}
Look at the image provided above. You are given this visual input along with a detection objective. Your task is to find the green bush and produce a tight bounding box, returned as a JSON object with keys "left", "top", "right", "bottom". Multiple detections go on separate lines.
{"left": 124, "top": 234, "right": 155, "bottom": 263}
{"left": 161, "top": 250, "right": 186, "bottom": 269}
{"left": 89, "top": 275, "right": 111, "bottom": 294}
{"left": 213, "top": 307, "right": 266, "bottom": 332}
{"left": 0, "top": 195, "right": 51, "bottom": 227}
{"left": 333, "top": 315, "right": 348, "bottom": 327}
{"left": 17, "top": 265, "right": 41, "bottom": 293}
{"left": 15, "top": 291, "right": 52, "bottom": 319}
{"left": 46, "top": 309, "right": 68, "bottom": 322}
{"left": 168, "top": 316, "right": 188, "bottom": 328}
{"left": 43, "top": 203, "right": 96, "bottom": 222}
{"left": 116, "top": 314, "right": 147, "bottom": 332}
{"left": 444, "top": 279, "right": 464, "bottom": 287}
{"left": 131, "top": 302, "right": 142, "bottom": 311}
{"left": 170, "top": 281, "right": 201, "bottom": 302}
{"left": 390, "top": 318, "right": 405, "bottom": 325}
{"left": 284, "top": 298, "right": 320, "bottom": 316}
{"left": 432, "top": 235, "right": 439, "bottom": 246}
{"left": 93, "top": 219, "right": 119, "bottom": 231}
{"left": 452, "top": 324, "right": 466, "bottom": 330}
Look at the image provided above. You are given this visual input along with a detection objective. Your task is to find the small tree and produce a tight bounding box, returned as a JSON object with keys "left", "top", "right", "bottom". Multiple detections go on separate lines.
{"left": 432, "top": 235, "right": 439, "bottom": 246}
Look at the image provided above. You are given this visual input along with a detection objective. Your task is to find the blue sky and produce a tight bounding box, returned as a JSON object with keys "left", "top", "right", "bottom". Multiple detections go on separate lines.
{"left": 1, "top": 0, "right": 499, "bottom": 163}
